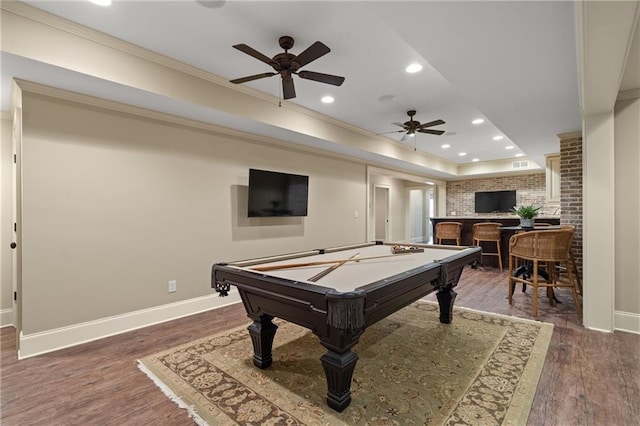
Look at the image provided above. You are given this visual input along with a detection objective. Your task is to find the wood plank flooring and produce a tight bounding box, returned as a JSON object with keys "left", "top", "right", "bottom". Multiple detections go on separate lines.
{"left": 1, "top": 266, "right": 638, "bottom": 425}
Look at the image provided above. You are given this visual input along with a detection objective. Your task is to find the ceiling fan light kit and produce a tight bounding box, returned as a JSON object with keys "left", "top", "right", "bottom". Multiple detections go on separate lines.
{"left": 230, "top": 36, "right": 345, "bottom": 100}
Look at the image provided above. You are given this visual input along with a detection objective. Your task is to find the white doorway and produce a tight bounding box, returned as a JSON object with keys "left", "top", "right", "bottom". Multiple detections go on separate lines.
{"left": 374, "top": 185, "right": 389, "bottom": 241}
{"left": 11, "top": 107, "right": 22, "bottom": 346}
{"left": 407, "top": 186, "right": 434, "bottom": 243}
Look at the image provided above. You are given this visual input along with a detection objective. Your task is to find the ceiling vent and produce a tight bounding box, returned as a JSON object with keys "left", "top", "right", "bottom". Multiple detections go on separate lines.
{"left": 512, "top": 160, "right": 529, "bottom": 169}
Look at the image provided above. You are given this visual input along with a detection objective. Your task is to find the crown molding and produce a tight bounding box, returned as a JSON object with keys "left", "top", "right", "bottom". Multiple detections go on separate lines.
{"left": 11, "top": 79, "right": 324, "bottom": 154}
{"left": 557, "top": 131, "right": 582, "bottom": 141}
{"left": 617, "top": 89, "right": 640, "bottom": 101}
{"left": 15, "top": 79, "right": 423, "bottom": 173}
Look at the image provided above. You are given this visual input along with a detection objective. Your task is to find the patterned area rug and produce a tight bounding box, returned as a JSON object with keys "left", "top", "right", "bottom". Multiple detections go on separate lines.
{"left": 139, "top": 302, "right": 553, "bottom": 425}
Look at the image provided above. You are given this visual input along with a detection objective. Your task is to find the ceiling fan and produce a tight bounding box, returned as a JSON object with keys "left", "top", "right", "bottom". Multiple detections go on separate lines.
{"left": 380, "top": 110, "right": 446, "bottom": 142}
{"left": 229, "top": 36, "right": 345, "bottom": 100}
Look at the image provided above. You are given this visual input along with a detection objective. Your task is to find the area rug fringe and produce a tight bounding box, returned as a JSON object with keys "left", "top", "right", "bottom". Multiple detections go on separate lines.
{"left": 137, "top": 360, "right": 209, "bottom": 426}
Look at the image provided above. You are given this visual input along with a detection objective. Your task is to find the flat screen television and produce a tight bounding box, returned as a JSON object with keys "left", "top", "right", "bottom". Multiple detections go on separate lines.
{"left": 474, "top": 190, "right": 516, "bottom": 213}
{"left": 247, "top": 168, "right": 309, "bottom": 217}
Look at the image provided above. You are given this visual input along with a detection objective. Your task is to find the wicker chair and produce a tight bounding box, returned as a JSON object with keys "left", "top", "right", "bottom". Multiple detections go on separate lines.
{"left": 559, "top": 224, "right": 582, "bottom": 294}
{"left": 435, "top": 222, "right": 463, "bottom": 245}
{"left": 472, "top": 222, "right": 503, "bottom": 272}
{"left": 508, "top": 229, "right": 582, "bottom": 316}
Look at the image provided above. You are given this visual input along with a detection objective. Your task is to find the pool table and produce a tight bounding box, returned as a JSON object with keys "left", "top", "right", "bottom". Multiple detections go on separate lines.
{"left": 211, "top": 241, "right": 481, "bottom": 412}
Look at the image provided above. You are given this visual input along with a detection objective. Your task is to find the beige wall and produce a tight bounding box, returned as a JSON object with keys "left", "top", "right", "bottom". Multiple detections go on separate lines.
{"left": 614, "top": 94, "right": 640, "bottom": 315}
{"left": 18, "top": 93, "right": 368, "bottom": 334}
{"left": 1, "top": 115, "right": 13, "bottom": 317}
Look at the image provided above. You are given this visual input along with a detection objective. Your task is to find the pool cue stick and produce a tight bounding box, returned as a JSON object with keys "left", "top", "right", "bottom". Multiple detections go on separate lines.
{"left": 308, "top": 252, "right": 360, "bottom": 282}
{"left": 251, "top": 252, "right": 413, "bottom": 272}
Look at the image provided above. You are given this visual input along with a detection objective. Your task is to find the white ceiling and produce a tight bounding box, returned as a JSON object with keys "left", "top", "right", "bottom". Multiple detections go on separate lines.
{"left": 3, "top": 0, "right": 587, "bottom": 174}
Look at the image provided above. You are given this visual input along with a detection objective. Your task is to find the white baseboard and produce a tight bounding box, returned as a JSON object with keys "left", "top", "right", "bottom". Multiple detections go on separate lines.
{"left": 615, "top": 310, "right": 640, "bottom": 334}
{"left": 18, "top": 290, "right": 241, "bottom": 359}
{"left": 1, "top": 308, "right": 13, "bottom": 328}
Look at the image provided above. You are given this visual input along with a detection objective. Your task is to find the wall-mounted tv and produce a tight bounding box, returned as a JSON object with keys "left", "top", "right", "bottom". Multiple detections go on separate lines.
{"left": 474, "top": 190, "right": 517, "bottom": 213}
{"left": 247, "top": 168, "right": 309, "bottom": 217}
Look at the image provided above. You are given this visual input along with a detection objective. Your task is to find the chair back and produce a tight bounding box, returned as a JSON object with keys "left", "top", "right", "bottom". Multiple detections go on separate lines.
{"left": 472, "top": 222, "right": 501, "bottom": 241}
{"left": 435, "top": 222, "right": 462, "bottom": 240}
{"left": 509, "top": 229, "right": 572, "bottom": 262}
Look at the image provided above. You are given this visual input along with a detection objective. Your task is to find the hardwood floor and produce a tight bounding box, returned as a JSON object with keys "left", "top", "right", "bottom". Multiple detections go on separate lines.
{"left": 1, "top": 266, "right": 638, "bottom": 425}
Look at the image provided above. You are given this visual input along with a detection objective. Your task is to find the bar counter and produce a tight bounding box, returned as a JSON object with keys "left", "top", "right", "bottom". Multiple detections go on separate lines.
{"left": 430, "top": 216, "right": 561, "bottom": 268}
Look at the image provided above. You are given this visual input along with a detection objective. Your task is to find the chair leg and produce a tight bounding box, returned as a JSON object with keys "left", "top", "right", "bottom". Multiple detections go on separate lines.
{"left": 496, "top": 240, "right": 503, "bottom": 272}
{"left": 571, "top": 253, "right": 583, "bottom": 294}
{"left": 532, "top": 260, "right": 539, "bottom": 316}
{"left": 566, "top": 262, "right": 583, "bottom": 317}
{"left": 508, "top": 255, "right": 513, "bottom": 304}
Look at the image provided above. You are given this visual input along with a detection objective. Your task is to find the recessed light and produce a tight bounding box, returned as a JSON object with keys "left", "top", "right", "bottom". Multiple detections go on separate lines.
{"left": 89, "top": 0, "right": 112, "bottom": 5}
{"left": 472, "top": 158, "right": 480, "bottom": 162}
{"left": 472, "top": 118, "right": 485, "bottom": 125}
{"left": 321, "top": 96, "right": 334, "bottom": 104}
{"left": 505, "top": 145, "right": 514, "bottom": 150}
{"left": 378, "top": 94, "right": 395, "bottom": 102}
{"left": 458, "top": 152, "right": 467, "bottom": 156}
{"left": 441, "top": 144, "right": 450, "bottom": 149}
{"left": 493, "top": 135, "right": 504, "bottom": 141}
{"left": 405, "top": 63, "right": 423, "bottom": 73}
{"left": 515, "top": 153, "right": 525, "bottom": 157}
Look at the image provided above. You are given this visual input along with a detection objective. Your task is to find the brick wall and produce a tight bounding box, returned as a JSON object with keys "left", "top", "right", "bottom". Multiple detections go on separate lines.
{"left": 560, "top": 135, "right": 583, "bottom": 276}
{"left": 446, "top": 173, "right": 549, "bottom": 216}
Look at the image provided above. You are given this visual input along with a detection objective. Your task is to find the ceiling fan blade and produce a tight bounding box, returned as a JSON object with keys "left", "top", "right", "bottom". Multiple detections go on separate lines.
{"left": 376, "top": 130, "right": 405, "bottom": 136}
{"left": 418, "top": 129, "right": 446, "bottom": 135}
{"left": 292, "top": 41, "right": 330, "bottom": 67}
{"left": 401, "top": 133, "right": 409, "bottom": 142}
{"left": 230, "top": 72, "right": 277, "bottom": 84}
{"left": 391, "top": 122, "right": 407, "bottom": 129}
{"left": 418, "top": 119, "right": 446, "bottom": 129}
{"left": 282, "top": 78, "right": 296, "bottom": 99}
{"left": 233, "top": 44, "right": 279, "bottom": 68}
{"left": 297, "top": 71, "right": 345, "bottom": 86}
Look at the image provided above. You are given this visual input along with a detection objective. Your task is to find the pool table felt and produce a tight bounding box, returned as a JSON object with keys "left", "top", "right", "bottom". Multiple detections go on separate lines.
{"left": 231, "top": 244, "right": 475, "bottom": 293}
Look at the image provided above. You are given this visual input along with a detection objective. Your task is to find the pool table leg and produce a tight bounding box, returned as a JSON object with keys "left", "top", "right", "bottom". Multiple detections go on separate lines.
{"left": 436, "top": 285, "right": 458, "bottom": 324}
{"left": 320, "top": 348, "right": 359, "bottom": 412}
{"left": 247, "top": 314, "right": 278, "bottom": 369}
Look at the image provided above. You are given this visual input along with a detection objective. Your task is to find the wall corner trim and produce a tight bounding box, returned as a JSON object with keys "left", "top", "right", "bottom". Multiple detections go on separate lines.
{"left": 18, "top": 291, "right": 241, "bottom": 359}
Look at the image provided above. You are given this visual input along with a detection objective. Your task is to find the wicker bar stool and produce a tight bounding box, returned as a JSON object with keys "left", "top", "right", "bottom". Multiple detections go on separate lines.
{"left": 508, "top": 229, "right": 582, "bottom": 316}
{"left": 435, "top": 222, "right": 462, "bottom": 245}
{"left": 472, "top": 222, "right": 503, "bottom": 272}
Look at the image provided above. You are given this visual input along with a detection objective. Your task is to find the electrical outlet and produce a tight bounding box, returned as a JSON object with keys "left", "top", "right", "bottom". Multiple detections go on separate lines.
{"left": 168, "top": 280, "right": 177, "bottom": 293}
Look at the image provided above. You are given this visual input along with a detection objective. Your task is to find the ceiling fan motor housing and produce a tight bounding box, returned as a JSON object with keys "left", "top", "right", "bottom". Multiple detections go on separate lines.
{"left": 278, "top": 36, "right": 295, "bottom": 50}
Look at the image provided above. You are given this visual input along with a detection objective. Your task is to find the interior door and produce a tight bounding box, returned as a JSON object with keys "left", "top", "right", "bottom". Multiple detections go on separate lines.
{"left": 11, "top": 107, "right": 22, "bottom": 346}
{"left": 407, "top": 186, "right": 434, "bottom": 243}
{"left": 374, "top": 186, "right": 389, "bottom": 241}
